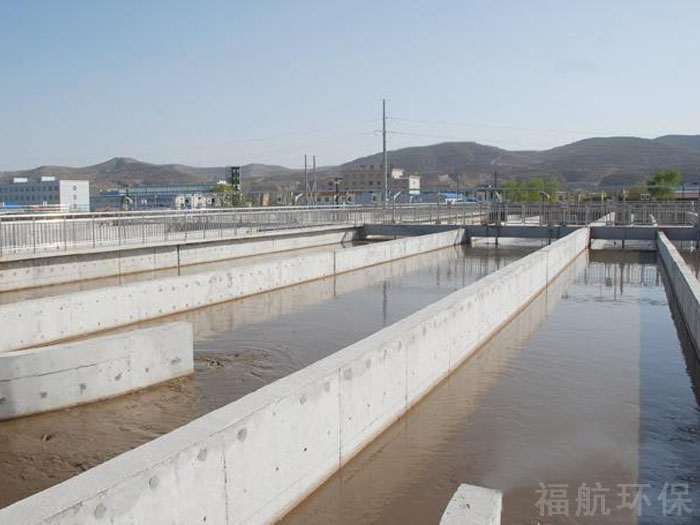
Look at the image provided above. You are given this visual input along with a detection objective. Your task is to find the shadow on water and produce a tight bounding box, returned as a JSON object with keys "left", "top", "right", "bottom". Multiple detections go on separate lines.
{"left": 638, "top": 257, "right": 700, "bottom": 524}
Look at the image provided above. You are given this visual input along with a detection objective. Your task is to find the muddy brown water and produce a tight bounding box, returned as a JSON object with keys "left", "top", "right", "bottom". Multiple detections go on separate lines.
{"left": 282, "top": 250, "right": 700, "bottom": 525}
{"left": 0, "top": 240, "right": 538, "bottom": 509}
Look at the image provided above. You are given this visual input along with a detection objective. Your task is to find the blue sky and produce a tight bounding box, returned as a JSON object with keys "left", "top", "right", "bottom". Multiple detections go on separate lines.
{"left": 1, "top": 0, "right": 699, "bottom": 170}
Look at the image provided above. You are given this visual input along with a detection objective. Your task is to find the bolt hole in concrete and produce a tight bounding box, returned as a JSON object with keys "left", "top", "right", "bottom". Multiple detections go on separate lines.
{"left": 282, "top": 249, "right": 700, "bottom": 525}
{"left": 0, "top": 242, "right": 539, "bottom": 508}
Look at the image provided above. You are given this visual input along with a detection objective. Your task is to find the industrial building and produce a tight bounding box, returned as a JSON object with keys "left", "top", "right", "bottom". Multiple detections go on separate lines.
{"left": 92, "top": 183, "right": 223, "bottom": 211}
{"left": 338, "top": 165, "right": 421, "bottom": 204}
{"left": 0, "top": 177, "right": 90, "bottom": 211}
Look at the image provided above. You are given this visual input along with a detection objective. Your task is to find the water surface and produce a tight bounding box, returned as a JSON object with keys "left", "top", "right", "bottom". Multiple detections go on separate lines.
{"left": 283, "top": 250, "right": 700, "bottom": 524}
{"left": 0, "top": 241, "right": 537, "bottom": 508}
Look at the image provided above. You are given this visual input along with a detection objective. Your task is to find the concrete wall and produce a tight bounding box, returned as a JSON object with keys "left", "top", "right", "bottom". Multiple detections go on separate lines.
{"left": 308, "top": 252, "right": 587, "bottom": 520}
{"left": 440, "top": 484, "right": 502, "bottom": 525}
{"left": 0, "top": 229, "right": 465, "bottom": 353}
{"left": 334, "top": 229, "right": 465, "bottom": 273}
{"left": 0, "top": 226, "right": 358, "bottom": 293}
{"left": 656, "top": 231, "right": 700, "bottom": 361}
{"left": 0, "top": 227, "right": 589, "bottom": 524}
{"left": 142, "top": 245, "right": 471, "bottom": 343}
{"left": 0, "top": 322, "right": 192, "bottom": 421}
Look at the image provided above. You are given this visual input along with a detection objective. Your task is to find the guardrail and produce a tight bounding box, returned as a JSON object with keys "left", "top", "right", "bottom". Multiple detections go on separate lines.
{"left": 0, "top": 207, "right": 369, "bottom": 256}
{"left": 0, "top": 205, "right": 479, "bottom": 256}
{"left": 0, "top": 202, "right": 697, "bottom": 256}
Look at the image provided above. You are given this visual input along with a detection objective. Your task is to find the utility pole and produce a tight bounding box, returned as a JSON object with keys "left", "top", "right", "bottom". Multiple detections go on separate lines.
{"left": 494, "top": 171, "right": 498, "bottom": 202}
{"left": 312, "top": 155, "right": 317, "bottom": 205}
{"left": 332, "top": 177, "right": 343, "bottom": 204}
{"left": 304, "top": 154, "right": 308, "bottom": 205}
{"left": 383, "top": 99, "right": 388, "bottom": 205}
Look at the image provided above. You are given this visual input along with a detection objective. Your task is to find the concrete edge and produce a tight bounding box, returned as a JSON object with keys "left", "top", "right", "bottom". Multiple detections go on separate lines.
{"left": 0, "top": 322, "right": 193, "bottom": 420}
{"left": 656, "top": 231, "right": 700, "bottom": 361}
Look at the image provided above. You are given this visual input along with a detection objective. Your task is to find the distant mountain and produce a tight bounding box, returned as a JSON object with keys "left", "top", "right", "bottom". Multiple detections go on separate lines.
{"left": 343, "top": 135, "right": 700, "bottom": 190}
{"left": 654, "top": 134, "right": 700, "bottom": 153}
{"left": 3, "top": 134, "right": 700, "bottom": 193}
{"left": 0, "top": 158, "right": 299, "bottom": 192}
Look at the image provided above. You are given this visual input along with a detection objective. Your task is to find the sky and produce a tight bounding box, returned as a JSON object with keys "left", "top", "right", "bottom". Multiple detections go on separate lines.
{"left": 1, "top": 0, "right": 700, "bottom": 171}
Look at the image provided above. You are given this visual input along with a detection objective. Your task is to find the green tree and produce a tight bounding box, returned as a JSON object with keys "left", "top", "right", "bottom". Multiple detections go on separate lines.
{"left": 543, "top": 178, "right": 559, "bottom": 202}
{"left": 210, "top": 183, "right": 230, "bottom": 194}
{"left": 523, "top": 178, "right": 544, "bottom": 201}
{"left": 627, "top": 180, "right": 647, "bottom": 201}
{"left": 502, "top": 179, "right": 523, "bottom": 202}
{"left": 210, "top": 183, "right": 232, "bottom": 206}
{"left": 501, "top": 177, "right": 558, "bottom": 201}
{"left": 648, "top": 169, "right": 681, "bottom": 200}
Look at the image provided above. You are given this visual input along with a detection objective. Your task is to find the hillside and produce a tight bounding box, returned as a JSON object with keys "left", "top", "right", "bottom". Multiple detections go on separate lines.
{"left": 344, "top": 135, "right": 700, "bottom": 190}
{"left": 3, "top": 134, "right": 700, "bottom": 193}
{"left": 0, "top": 158, "right": 300, "bottom": 192}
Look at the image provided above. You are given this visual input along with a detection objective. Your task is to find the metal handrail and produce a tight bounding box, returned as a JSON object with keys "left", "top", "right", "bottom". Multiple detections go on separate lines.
{"left": 0, "top": 202, "right": 697, "bottom": 257}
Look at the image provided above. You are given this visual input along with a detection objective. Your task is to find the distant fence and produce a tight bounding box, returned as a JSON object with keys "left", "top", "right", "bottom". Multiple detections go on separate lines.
{"left": 0, "top": 202, "right": 696, "bottom": 256}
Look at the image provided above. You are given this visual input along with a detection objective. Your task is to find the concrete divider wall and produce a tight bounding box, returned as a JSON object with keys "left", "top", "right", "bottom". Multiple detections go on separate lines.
{"left": 152, "top": 245, "right": 469, "bottom": 343}
{"left": 0, "top": 229, "right": 465, "bottom": 353}
{"left": 317, "top": 253, "right": 588, "bottom": 516}
{"left": 0, "top": 251, "right": 335, "bottom": 353}
{"left": 334, "top": 228, "right": 465, "bottom": 273}
{"left": 656, "top": 232, "right": 700, "bottom": 360}
{"left": 0, "top": 322, "right": 193, "bottom": 420}
{"left": 0, "top": 226, "right": 358, "bottom": 293}
{"left": 175, "top": 228, "right": 357, "bottom": 267}
{"left": 0, "top": 227, "right": 589, "bottom": 524}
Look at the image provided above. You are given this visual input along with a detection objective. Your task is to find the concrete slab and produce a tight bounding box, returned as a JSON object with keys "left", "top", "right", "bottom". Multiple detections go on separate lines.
{"left": 440, "top": 484, "right": 502, "bottom": 525}
{"left": 0, "top": 322, "right": 193, "bottom": 420}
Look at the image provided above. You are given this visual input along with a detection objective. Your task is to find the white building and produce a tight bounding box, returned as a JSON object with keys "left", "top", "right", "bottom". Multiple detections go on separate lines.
{"left": 339, "top": 165, "right": 421, "bottom": 202}
{"left": 0, "top": 177, "right": 90, "bottom": 211}
{"left": 174, "top": 192, "right": 225, "bottom": 209}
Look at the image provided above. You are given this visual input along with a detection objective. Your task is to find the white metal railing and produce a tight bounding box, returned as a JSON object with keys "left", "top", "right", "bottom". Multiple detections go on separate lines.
{"left": 0, "top": 202, "right": 697, "bottom": 257}
{"left": 0, "top": 204, "right": 479, "bottom": 256}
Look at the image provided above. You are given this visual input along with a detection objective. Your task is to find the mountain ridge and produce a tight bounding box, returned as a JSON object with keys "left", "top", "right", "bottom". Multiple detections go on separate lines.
{"left": 3, "top": 134, "right": 700, "bottom": 192}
